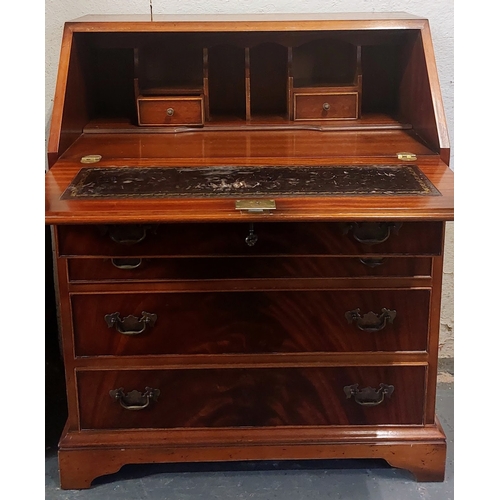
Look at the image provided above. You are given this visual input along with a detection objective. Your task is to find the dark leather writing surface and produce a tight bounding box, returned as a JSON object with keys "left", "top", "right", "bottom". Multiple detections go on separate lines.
{"left": 61, "top": 165, "right": 440, "bottom": 199}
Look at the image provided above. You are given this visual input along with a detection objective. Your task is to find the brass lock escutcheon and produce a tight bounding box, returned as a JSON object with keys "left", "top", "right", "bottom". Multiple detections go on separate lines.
{"left": 235, "top": 199, "right": 276, "bottom": 214}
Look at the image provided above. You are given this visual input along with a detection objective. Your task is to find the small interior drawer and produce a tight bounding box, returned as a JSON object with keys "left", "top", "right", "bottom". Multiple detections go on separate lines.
{"left": 71, "top": 289, "right": 430, "bottom": 356}
{"left": 294, "top": 92, "right": 358, "bottom": 120}
{"left": 57, "top": 222, "right": 443, "bottom": 257}
{"left": 137, "top": 96, "right": 204, "bottom": 126}
{"left": 77, "top": 365, "right": 426, "bottom": 429}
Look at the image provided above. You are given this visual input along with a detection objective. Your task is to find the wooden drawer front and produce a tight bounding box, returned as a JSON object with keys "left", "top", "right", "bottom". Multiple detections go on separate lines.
{"left": 72, "top": 289, "right": 430, "bottom": 356}
{"left": 58, "top": 222, "right": 442, "bottom": 257}
{"left": 67, "top": 256, "right": 432, "bottom": 282}
{"left": 77, "top": 366, "right": 426, "bottom": 429}
{"left": 294, "top": 92, "right": 358, "bottom": 120}
{"left": 137, "top": 96, "right": 204, "bottom": 126}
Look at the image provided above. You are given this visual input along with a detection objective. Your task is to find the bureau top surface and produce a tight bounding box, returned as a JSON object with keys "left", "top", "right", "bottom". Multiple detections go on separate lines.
{"left": 67, "top": 12, "right": 427, "bottom": 30}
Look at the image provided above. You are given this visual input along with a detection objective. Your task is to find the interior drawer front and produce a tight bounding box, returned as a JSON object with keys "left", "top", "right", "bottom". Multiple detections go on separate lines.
{"left": 294, "top": 92, "right": 358, "bottom": 120}
{"left": 137, "top": 97, "right": 204, "bottom": 126}
{"left": 57, "top": 222, "right": 442, "bottom": 257}
{"left": 71, "top": 289, "right": 430, "bottom": 356}
{"left": 67, "top": 256, "right": 432, "bottom": 282}
{"left": 77, "top": 366, "right": 426, "bottom": 429}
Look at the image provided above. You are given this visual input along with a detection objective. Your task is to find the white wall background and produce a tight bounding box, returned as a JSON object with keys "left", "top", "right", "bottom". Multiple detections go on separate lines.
{"left": 44, "top": 0, "right": 454, "bottom": 357}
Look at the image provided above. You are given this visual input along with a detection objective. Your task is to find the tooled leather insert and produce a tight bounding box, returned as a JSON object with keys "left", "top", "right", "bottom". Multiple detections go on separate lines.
{"left": 61, "top": 165, "right": 441, "bottom": 199}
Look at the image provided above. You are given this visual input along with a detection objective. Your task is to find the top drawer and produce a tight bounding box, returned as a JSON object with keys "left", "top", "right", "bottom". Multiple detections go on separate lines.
{"left": 57, "top": 222, "right": 443, "bottom": 257}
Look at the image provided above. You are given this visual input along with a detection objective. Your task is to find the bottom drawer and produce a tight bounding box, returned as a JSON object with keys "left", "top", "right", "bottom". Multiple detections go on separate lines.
{"left": 77, "top": 366, "right": 426, "bottom": 430}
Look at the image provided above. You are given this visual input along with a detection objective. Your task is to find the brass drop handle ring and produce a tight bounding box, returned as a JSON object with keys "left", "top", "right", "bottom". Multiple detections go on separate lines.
{"left": 109, "top": 387, "right": 160, "bottom": 411}
{"left": 343, "top": 222, "right": 402, "bottom": 245}
{"left": 322, "top": 102, "right": 331, "bottom": 111}
{"left": 345, "top": 308, "right": 396, "bottom": 332}
{"left": 111, "top": 258, "right": 143, "bottom": 270}
{"left": 105, "top": 311, "right": 157, "bottom": 335}
{"left": 166, "top": 107, "right": 175, "bottom": 116}
{"left": 344, "top": 383, "right": 394, "bottom": 406}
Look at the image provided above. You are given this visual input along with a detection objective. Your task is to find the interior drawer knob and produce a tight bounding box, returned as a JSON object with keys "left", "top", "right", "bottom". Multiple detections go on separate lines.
{"left": 345, "top": 308, "right": 396, "bottom": 332}
{"left": 343, "top": 222, "right": 403, "bottom": 245}
{"left": 344, "top": 383, "right": 394, "bottom": 406}
{"left": 104, "top": 311, "right": 157, "bottom": 335}
{"left": 109, "top": 387, "right": 160, "bottom": 411}
{"left": 166, "top": 107, "right": 175, "bottom": 116}
{"left": 322, "top": 102, "right": 331, "bottom": 111}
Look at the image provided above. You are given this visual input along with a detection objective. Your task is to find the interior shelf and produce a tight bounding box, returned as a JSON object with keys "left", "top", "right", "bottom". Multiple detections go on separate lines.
{"left": 83, "top": 114, "right": 410, "bottom": 134}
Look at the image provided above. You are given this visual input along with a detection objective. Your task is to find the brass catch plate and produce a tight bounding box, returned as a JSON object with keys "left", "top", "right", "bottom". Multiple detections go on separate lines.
{"left": 81, "top": 154, "right": 102, "bottom": 164}
{"left": 397, "top": 152, "right": 417, "bottom": 161}
{"left": 235, "top": 199, "right": 276, "bottom": 212}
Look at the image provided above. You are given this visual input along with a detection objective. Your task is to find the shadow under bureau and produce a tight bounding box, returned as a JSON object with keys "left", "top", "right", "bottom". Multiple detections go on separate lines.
{"left": 45, "top": 13, "right": 454, "bottom": 489}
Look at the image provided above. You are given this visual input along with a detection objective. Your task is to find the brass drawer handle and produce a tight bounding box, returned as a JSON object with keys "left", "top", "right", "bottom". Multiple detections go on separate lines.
{"left": 100, "top": 224, "right": 156, "bottom": 245}
{"left": 166, "top": 107, "right": 174, "bottom": 116}
{"left": 104, "top": 311, "right": 157, "bottom": 335}
{"left": 345, "top": 308, "right": 396, "bottom": 332}
{"left": 111, "top": 258, "right": 143, "bottom": 269}
{"left": 344, "top": 383, "right": 394, "bottom": 406}
{"left": 359, "top": 257, "right": 385, "bottom": 267}
{"left": 343, "top": 222, "right": 402, "bottom": 245}
{"left": 109, "top": 387, "right": 160, "bottom": 411}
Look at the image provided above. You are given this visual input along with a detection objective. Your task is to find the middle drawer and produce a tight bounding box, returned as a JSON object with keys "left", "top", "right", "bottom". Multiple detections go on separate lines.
{"left": 71, "top": 289, "right": 430, "bottom": 356}
{"left": 67, "top": 256, "right": 432, "bottom": 282}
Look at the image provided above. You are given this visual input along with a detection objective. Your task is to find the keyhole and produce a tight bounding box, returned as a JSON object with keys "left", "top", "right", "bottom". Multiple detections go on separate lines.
{"left": 245, "top": 223, "right": 258, "bottom": 247}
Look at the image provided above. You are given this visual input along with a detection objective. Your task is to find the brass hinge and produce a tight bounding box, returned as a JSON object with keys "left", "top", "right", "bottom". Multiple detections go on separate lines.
{"left": 235, "top": 199, "right": 276, "bottom": 213}
{"left": 396, "top": 152, "right": 417, "bottom": 161}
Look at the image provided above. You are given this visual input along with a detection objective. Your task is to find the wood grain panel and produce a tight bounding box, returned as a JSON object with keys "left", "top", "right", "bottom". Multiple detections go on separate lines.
{"left": 71, "top": 289, "right": 430, "bottom": 356}
{"left": 77, "top": 365, "right": 426, "bottom": 429}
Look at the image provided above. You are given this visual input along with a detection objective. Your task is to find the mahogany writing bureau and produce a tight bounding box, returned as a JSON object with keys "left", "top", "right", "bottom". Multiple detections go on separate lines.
{"left": 45, "top": 13, "right": 454, "bottom": 489}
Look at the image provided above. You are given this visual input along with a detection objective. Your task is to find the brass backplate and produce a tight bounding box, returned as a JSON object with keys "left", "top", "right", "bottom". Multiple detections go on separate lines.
{"left": 235, "top": 199, "right": 276, "bottom": 212}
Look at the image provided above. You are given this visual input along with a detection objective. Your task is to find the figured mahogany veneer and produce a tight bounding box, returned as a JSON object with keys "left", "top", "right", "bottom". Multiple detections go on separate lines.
{"left": 71, "top": 289, "right": 430, "bottom": 356}
{"left": 77, "top": 366, "right": 426, "bottom": 429}
{"left": 46, "top": 13, "right": 453, "bottom": 489}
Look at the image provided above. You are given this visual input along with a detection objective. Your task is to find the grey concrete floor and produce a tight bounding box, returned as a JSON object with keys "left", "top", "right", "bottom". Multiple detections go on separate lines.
{"left": 45, "top": 382, "right": 453, "bottom": 499}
